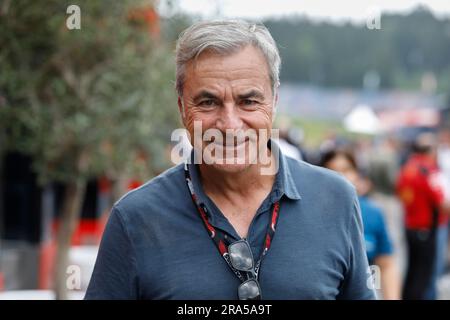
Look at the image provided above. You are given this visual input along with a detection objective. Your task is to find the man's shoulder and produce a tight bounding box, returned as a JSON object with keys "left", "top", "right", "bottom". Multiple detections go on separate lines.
{"left": 287, "top": 157, "right": 356, "bottom": 198}
{"left": 285, "top": 157, "right": 359, "bottom": 228}
{"left": 285, "top": 158, "right": 362, "bottom": 248}
{"left": 114, "top": 163, "right": 185, "bottom": 213}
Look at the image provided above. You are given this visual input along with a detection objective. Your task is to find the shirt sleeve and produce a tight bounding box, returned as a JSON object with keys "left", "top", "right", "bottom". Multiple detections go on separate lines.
{"left": 375, "top": 208, "right": 393, "bottom": 257}
{"left": 426, "top": 171, "right": 445, "bottom": 207}
{"left": 337, "top": 197, "right": 377, "bottom": 300}
{"left": 84, "top": 206, "right": 139, "bottom": 299}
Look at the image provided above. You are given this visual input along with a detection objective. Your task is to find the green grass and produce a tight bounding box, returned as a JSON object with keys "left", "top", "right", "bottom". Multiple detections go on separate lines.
{"left": 275, "top": 115, "right": 370, "bottom": 148}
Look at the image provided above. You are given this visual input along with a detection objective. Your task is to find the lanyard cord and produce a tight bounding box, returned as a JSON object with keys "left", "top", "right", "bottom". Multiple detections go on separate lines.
{"left": 184, "top": 162, "right": 281, "bottom": 282}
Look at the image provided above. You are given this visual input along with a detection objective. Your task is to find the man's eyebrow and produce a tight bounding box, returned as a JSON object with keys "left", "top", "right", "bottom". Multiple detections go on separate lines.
{"left": 192, "top": 91, "right": 219, "bottom": 103}
{"left": 237, "top": 90, "right": 265, "bottom": 100}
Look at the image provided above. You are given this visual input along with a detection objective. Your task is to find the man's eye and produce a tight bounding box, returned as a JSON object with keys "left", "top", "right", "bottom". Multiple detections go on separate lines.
{"left": 199, "top": 100, "right": 216, "bottom": 107}
{"left": 241, "top": 99, "right": 258, "bottom": 106}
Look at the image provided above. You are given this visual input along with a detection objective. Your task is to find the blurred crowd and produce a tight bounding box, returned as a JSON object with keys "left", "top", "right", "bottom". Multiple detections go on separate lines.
{"left": 276, "top": 126, "right": 450, "bottom": 300}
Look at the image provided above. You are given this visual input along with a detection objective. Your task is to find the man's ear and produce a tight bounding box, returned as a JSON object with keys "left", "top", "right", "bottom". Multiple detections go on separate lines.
{"left": 178, "top": 97, "right": 186, "bottom": 126}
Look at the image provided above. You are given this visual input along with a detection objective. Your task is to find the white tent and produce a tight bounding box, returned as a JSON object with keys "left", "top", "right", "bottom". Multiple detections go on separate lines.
{"left": 343, "top": 104, "right": 382, "bottom": 135}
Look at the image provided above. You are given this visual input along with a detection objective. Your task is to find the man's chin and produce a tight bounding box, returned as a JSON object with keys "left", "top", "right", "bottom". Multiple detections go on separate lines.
{"left": 209, "top": 161, "right": 251, "bottom": 174}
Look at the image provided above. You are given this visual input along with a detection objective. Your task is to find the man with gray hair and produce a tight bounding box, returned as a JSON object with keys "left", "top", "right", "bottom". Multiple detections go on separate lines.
{"left": 85, "top": 20, "right": 375, "bottom": 300}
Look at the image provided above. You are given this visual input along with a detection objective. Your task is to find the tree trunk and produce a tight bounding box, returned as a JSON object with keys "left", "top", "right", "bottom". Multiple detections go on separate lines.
{"left": 54, "top": 179, "right": 86, "bottom": 300}
{"left": 0, "top": 153, "right": 4, "bottom": 240}
{"left": 0, "top": 153, "right": 4, "bottom": 290}
{"left": 110, "top": 174, "right": 128, "bottom": 207}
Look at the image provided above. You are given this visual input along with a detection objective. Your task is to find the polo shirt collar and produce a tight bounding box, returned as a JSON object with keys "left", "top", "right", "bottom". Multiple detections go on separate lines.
{"left": 268, "top": 139, "right": 302, "bottom": 201}
{"left": 186, "top": 139, "right": 301, "bottom": 210}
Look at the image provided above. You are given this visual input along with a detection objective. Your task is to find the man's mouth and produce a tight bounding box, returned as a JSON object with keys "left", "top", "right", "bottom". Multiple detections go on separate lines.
{"left": 211, "top": 136, "right": 251, "bottom": 148}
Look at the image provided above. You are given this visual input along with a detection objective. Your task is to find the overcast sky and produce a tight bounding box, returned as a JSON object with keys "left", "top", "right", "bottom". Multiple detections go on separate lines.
{"left": 159, "top": 0, "right": 450, "bottom": 22}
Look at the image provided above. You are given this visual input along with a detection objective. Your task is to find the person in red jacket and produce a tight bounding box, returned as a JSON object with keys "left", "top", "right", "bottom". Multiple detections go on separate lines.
{"left": 396, "top": 132, "right": 450, "bottom": 299}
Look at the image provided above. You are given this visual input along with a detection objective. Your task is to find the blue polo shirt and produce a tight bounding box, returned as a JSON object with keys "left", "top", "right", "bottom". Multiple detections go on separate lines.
{"left": 85, "top": 144, "right": 375, "bottom": 300}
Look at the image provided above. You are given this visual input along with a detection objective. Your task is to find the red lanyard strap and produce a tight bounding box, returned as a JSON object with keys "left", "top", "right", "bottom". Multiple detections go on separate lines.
{"left": 184, "top": 163, "right": 281, "bottom": 281}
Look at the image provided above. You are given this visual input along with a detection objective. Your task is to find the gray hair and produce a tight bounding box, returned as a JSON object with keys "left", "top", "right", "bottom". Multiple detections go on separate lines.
{"left": 175, "top": 20, "right": 281, "bottom": 97}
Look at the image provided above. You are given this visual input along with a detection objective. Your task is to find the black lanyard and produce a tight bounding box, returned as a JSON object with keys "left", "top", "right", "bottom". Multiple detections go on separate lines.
{"left": 184, "top": 162, "right": 281, "bottom": 282}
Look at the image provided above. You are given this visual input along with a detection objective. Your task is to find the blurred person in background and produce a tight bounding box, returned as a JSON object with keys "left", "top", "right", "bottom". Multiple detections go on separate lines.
{"left": 396, "top": 132, "right": 450, "bottom": 300}
{"left": 275, "top": 128, "right": 302, "bottom": 161}
{"left": 437, "top": 127, "right": 450, "bottom": 272}
{"left": 368, "top": 136, "right": 401, "bottom": 195}
{"left": 437, "top": 128, "right": 450, "bottom": 206}
{"left": 321, "top": 149, "right": 401, "bottom": 299}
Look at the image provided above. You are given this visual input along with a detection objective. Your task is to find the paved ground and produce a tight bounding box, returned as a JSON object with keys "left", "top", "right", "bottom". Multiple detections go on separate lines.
{"left": 438, "top": 273, "right": 450, "bottom": 300}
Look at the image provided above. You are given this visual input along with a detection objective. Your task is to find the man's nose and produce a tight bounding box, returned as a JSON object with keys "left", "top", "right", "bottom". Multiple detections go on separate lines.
{"left": 215, "top": 102, "right": 243, "bottom": 131}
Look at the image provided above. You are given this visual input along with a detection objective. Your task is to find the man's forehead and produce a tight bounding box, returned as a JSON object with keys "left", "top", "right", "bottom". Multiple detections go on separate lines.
{"left": 186, "top": 79, "right": 269, "bottom": 99}
{"left": 191, "top": 88, "right": 266, "bottom": 102}
{"left": 185, "top": 46, "right": 270, "bottom": 79}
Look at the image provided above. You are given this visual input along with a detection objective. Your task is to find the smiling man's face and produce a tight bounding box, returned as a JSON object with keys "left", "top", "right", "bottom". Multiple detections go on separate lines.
{"left": 179, "top": 45, "right": 276, "bottom": 173}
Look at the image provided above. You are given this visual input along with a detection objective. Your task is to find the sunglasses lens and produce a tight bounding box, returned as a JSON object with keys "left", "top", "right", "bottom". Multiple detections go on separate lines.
{"left": 228, "top": 241, "right": 253, "bottom": 271}
{"left": 238, "top": 279, "right": 261, "bottom": 300}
